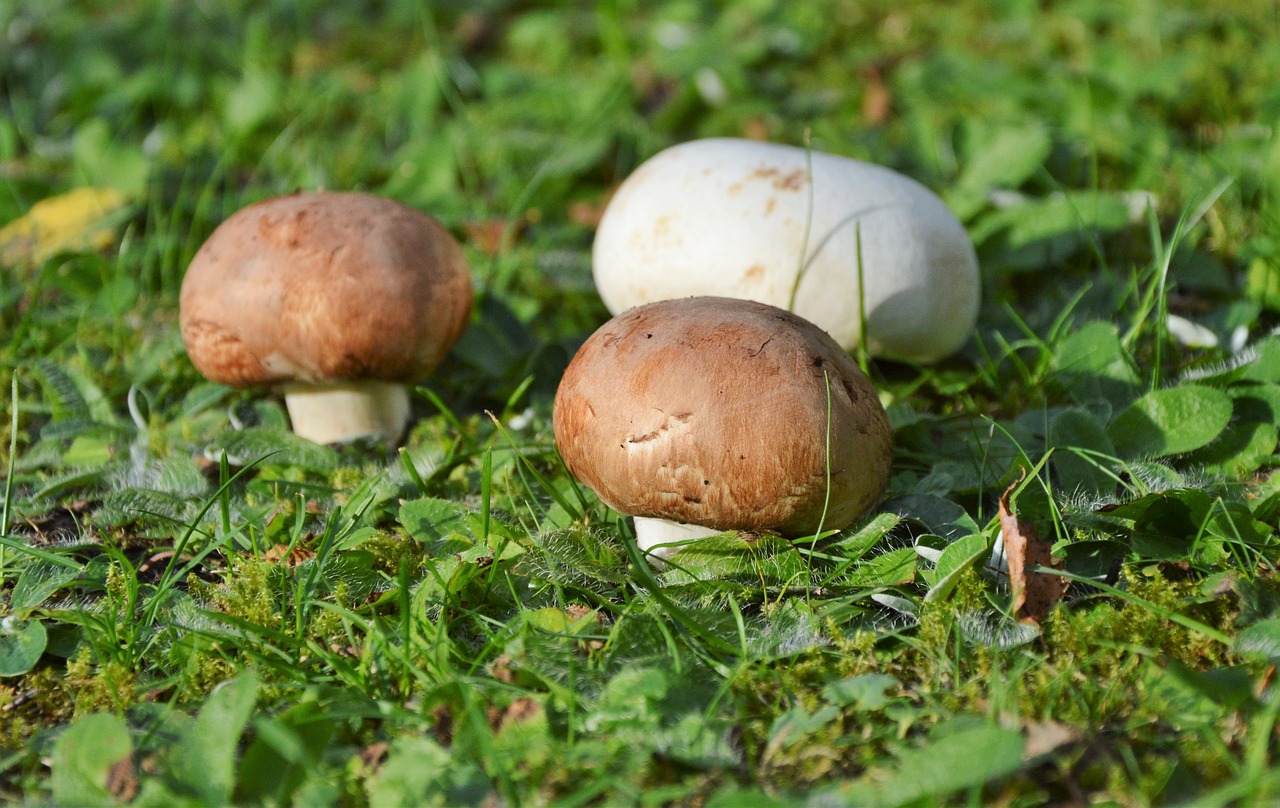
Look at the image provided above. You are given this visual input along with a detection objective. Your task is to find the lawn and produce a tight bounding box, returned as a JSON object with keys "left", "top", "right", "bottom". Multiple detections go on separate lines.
{"left": 3, "top": 0, "right": 1280, "bottom": 804}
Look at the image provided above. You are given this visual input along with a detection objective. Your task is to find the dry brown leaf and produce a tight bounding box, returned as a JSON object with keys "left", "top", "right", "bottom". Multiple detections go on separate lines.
{"left": 569, "top": 188, "right": 615, "bottom": 228}
{"left": 1021, "top": 719, "right": 1080, "bottom": 761}
{"left": 106, "top": 755, "right": 138, "bottom": 802}
{"left": 860, "top": 67, "right": 892, "bottom": 125}
{"left": 488, "top": 697, "right": 541, "bottom": 732}
{"left": 464, "top": 217, "right": 525, "bottom": 256}
{"left": 741, "top": 117, "right": 771, "bottom": 141}
{"left": 360, "top": 741, "right": 390, "bottom": 771}
{"left": 261, "top": 543, "right": 316, "bottom": 567}
{"left": 488, "top": 654, "right": 516, "bottom": 684}
{"left": 999, "top": 480, "right": 1069, "bottom": 624}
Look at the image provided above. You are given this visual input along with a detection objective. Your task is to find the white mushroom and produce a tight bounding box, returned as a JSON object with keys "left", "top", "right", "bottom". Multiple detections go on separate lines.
{"left": 592, "top": 138, "right": 980, "bottom": 363}
{"left": 553, "top": 296, "right": 893, "bottom": 560}
{"left": 180, "top": 191, "right": 473, "bottom": 444}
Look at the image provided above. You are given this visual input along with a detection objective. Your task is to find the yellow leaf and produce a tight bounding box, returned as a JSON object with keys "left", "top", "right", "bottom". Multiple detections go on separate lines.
{"left": 0, "top": 187, "right": 128, "bottom": 267}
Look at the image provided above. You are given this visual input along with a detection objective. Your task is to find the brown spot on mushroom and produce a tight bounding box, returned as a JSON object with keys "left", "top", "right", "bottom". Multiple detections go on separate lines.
{"left": 653, "top": 214, "right": 672, "bottom": 240}
{"left": 748, "top": 166, "right": 807, "bottom": 191}
{"left": 743, "top": 264, "right": 765, "bottom": 284}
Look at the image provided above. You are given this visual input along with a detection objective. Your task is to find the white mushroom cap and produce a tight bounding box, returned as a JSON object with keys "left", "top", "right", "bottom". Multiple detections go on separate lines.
{"left": 553, "top": 296, "right": 893, "bottom": 559}
{"left": 180, "top": 191, "right": 473, "bottom": 444}
{"left": 592, "top": 138, "right": 980, "bottom": 363}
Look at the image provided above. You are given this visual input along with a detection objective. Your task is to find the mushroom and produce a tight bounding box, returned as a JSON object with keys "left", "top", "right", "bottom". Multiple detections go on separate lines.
{"left": 592, "top": 138, "right": 979, "bottom": 363}
{"left": 180, "top": 191, "right": 473, "bottom": 444}
{"left": 553, "top": 296, "right": 893, "bottom": 560}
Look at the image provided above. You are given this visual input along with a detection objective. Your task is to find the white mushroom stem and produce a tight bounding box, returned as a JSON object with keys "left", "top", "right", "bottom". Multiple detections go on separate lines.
{"left": 633, "top": 516, "right": 720, "bottom": 563}
{"left": 282, "top": 380, "right": 410, "bottom": 445}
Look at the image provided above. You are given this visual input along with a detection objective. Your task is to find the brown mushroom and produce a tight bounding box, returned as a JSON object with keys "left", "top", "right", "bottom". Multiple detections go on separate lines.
{"left": 553, "top": 296, "right": 893, "bottom": 560}
{"left": 179, "top": 191, "right": 473, "bottom": 444}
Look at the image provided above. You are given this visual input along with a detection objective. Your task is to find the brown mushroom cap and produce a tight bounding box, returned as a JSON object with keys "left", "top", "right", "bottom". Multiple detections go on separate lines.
{"left": 179, "top": 191, "right": 473, "bottom": 387}
{"left": 553, "top": 297, "right": 893, "bottom": 536}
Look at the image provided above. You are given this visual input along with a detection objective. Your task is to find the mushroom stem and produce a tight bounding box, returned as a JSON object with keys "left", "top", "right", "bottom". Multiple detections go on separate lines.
{"left": 282, "top": 380, "right": 410, "bottom": 445}
{"left": 633, "top": 516, "right": 720, "bottom": 562}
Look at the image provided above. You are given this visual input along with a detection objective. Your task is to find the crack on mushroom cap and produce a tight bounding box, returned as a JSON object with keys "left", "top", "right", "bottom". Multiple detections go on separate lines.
{"left": 626, "top": 411, "right": 693, "bottom": 445}
{"left": 553, "top": 296, "right": 892, "bottom": 537}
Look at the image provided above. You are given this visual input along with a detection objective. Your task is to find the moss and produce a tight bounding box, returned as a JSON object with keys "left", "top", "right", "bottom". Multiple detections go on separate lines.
{"left": 307, "top": 603, "right": 347, "bottom": 646}
{"left": 0, "top": 667, "right": 75, "bottom": 752}
{"left": 1020, "top": 569, "right": 1232, "bottom": 722}
{"left": 67, "top": 650, "right": 136, "bottom": 716}
{"left": 209, "top": 555, "right": 280, "bottom": 629}
{"left": 177, "top": 652, "right": 242, "bottom": 703}
{"left": 359, "top": 529, "right": 425, "bottom": 576}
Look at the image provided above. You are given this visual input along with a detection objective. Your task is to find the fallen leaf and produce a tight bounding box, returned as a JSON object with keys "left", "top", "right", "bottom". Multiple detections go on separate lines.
{"left": 261, "top": 543, "right": 316, "bottom": 567}
{"left": 999, "top": 480, "right": 1069, "bottom": 624}
{"left": 464, "top": 217, "right": 523, "bottom": 256}
{"left": 564, "top": 603, "right": 595, "bottom": 622}
{"left": 106, "top": 755, "right": 138, "bottom": 802}
{"left": 488, "top": 697, "right": 541, "bottom": 731}
{"left": 1020, "top": 719, "right": 1080, "bottom": 761}
{"left": 569, "top": 189, "right": 615, "bottom": 228}
{"left": 488, "top": 654, "right": 516, "bottom": 684}
{"left": 860, "top": 67, "right": 892, "bottom": 125}
{"left": 0, "top": 187, "right": 128, "bottom": 267}
{"left": 360, "top": 741, "right": 390, "bottom": 770}
{"left": 741, "top": 117, "right": 771, "bottom": 141}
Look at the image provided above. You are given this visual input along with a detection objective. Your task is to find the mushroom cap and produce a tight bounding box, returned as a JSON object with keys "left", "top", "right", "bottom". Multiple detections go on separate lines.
{"left": 553, "top": 297, "right": 893, "bottom": 536}
{"left": 180, "top": 191, "right": 473, "bottom": 387}
{"left": 592, "top": 138, "right": 979, "bottom": 363}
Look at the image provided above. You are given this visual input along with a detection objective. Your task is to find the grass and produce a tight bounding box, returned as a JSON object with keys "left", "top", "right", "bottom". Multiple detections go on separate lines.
{"left": 3, "top": 0, "right": 1280, "bottom": 804}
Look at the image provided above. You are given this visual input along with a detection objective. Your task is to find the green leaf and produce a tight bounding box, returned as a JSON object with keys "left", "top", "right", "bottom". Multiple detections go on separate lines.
{"left": 1236, "top": 618, "right": 1280, "bottom": 663}
{"left": 223, "top": 69, "right": 281, "bottom": 134}
{"left": 1053, "top": 321, "right": 1140, "bottom": 410}
{"left": 1130, "top": 489, "right": 1212, "bottom": 561}
{"left": 767, "top": 706, "right": 841, "bottom": 749}
{"left": 1185, "top": 419, "right": 1278, "bottom": 477}
{"left": 11, "top": 560, "right": 81, "bottom": 613}
{"left": 237, "top": 701, "right": 336, "bottom": 805}
{"left": 1241, "top": 337, "right": 1280, "bottom": 383}
{"left": 51, "top": 713, "right": 132, "bottom": 807}
{"left": 1246, "top": 257, "right": 1280, "bottom": 312}
{"left": 884, "top": 494, "right": 980, "bottom": 539}
{"left": 207, "top": 427, "right": 339, "bottom": 472}
{"left": 1163, "top": 661, "right": 1256, "bottom": 710}
{"left": 947, "top": 120, "right": 1052, "bottom": 219}
{"left": 1050, "top": 408, "right": 1118, "bottom": 495}
{"left": 748, "top": 599, "right": 825, "bottom": 658}
{"left": 706, "top": 788, "right": 791, "bottom": 808}
{"left": 368, "top": 736, "right": 489, "bottom": 808}
{"left": 399, "top": 496, "right": 472, "bottom": 552}
{"left": 1106, "top": 385, "right": 1233, "bottom": 459}
{"left": 818, "top": 723, "right": 1025, "bottom": 807}
{"left": 822, "top": 674, "right": 900, "bottom": 711}
{"left": 0, "top": 617, "right": 47, "bottom": 676}
{"left": 830, "top": 512, "right": 900, "bottom": 561}
{"left": 842, "top": 546, "right": 917, "bottom": 587}
{"left": 972, "top": 191, "right": 1134, "bottom": 272}
{"left": 924, "top": 533, "right": 989, "bottom": 603}
{"left": 167, "top": 671, "right": 258, "bottom": 803}
{"left": 663, "top": 533, "right": 807, "bottom": 590}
